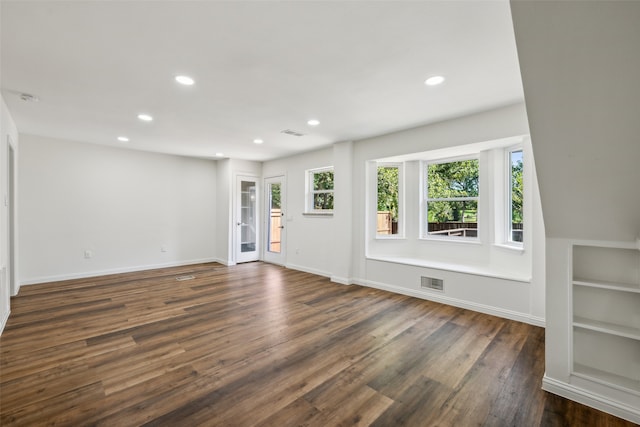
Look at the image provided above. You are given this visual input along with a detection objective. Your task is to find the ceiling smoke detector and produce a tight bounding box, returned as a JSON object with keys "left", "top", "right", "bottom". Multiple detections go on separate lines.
{"left": 20, "top": 93, "right": 39, "bottom": 102}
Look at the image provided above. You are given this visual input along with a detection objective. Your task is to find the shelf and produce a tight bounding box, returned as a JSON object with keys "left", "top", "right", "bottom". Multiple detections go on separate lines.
{"left": 573, "top": 278, "right": 640, "bottom": 294}
{"left": 573, "top": 363, "right": 640, "bottom": 395}
{"left": 574, "top": 316, "right": 640, "bottom": 341}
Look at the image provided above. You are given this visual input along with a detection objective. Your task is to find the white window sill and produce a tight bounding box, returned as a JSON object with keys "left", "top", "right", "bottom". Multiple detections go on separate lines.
{"left": 366, "top": 255, "right": 531, "bottom": 283}
{"left": 302, "top": 212, "right": 333, "bottom": 217}
{"left": 375, "top": 235, "right": 406, "bottom": 240}
{"left": 419, "top": 236, "right": 483, "bottom": 246}
{"left": 493, "top": 243, "right": 525, "bottom": 253}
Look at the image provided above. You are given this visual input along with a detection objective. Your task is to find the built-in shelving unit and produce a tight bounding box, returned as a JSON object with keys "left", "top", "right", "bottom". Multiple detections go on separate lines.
{"left": 571, "top": 243, "right": 640, "bottom": 396}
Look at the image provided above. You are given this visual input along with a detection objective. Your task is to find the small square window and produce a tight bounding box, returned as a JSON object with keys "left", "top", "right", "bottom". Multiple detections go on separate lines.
{"left": 306, "top": 167, "right": 334, "bottom": 213}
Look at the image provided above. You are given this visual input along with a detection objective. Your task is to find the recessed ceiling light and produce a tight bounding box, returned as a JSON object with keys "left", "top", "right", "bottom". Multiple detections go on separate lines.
{"left": 138, "top": 113, "right": 153, "bottom": 122}
{"left": 215, "top": 152, "right": 224, "bottom": 157}
{"left": 425, "top": 75, "right": 445, "bottom": 86}
{"left": 307, "top": 119, "right": 320, "bottom": 126}
{"left": 253, "top": 139, "right": 264, "bottom": 144}
{"left": 175, "top": 75, "right": 195, "bottom": 86}
{"left": 117, "top": 136, "right": 129, "bottom": 142}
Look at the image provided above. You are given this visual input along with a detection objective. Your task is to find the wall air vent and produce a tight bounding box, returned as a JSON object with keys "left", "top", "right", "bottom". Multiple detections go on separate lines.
{"left": 421, "top": 276, "right": 444, "bottom": 291}
{"left": 176, "top": 275, "right": 195, "bottom": 281}
{"left": 280, "top": 129, "right": 305, "bottom": 137}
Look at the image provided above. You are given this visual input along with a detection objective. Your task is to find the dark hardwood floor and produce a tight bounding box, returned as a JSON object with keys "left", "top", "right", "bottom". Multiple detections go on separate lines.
{"left": 0, "top": 262, "right": 635, "bottom": 426}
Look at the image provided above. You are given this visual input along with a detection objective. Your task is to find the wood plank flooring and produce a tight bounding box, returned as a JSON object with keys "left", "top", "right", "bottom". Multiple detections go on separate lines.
{"left": 0, "top": 262, "right": 635, "bottom": 426}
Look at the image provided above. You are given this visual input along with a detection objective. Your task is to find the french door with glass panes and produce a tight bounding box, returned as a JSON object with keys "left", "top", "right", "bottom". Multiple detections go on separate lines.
{"left": 236, "top": 176, "right": 259, "bottom": 263}
{"left": 264, "top": 176, "right": 286, "bottom": 265}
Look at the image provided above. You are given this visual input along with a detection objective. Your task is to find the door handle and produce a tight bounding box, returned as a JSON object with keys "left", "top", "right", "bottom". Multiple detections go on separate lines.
{"left": 278, "top": 226, "right": 284, "bottom": 229}
{"left": 237, "top": 222, "right": 246, "bottom": 226}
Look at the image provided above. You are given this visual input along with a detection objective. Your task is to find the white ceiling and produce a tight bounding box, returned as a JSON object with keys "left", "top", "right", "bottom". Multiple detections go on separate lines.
{"left": 1, "top": 1, "right": 524, "bottom": 162}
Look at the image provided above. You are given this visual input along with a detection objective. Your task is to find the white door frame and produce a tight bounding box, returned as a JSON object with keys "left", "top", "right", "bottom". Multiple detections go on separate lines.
{"left": 234, "top": 175, "right": 259, "bottom": 263}
{"left": 263, "top": 175, "right": 286, "bottom": 265}
{"left": 7, "top": 137, "right": 17, "bottom": 296}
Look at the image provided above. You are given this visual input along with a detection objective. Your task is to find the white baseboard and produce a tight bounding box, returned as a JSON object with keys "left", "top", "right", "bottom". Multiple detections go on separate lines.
{"left": 0, "top": 309, "right": 9, "bottom": 336}
{"left": 330, "top": 276, "right": 353, "bottom": 285}
{"left": 213, "top": 258, "right": 235, "bottom": 267}
{"left": 285, "top": 263, "right": 331, "bottom": 279}
{"left": 19, "top": 257, "right": 220, "bottom": 286}
{"left": 542, "top": 375, "right": 640, "bottom": 424}
{"left": 353, "top": 277, "right": 545, "bottom": 327}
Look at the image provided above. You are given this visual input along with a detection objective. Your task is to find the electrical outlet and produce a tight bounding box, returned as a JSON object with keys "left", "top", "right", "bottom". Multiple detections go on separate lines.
{"left": 295, "top": 248, "right": 299, "bottom": 255}
{"left": 161, "top": 245, "right": 168, "bottom": 252}
{"left": 84, "top": 250, "right": 93, "bottom": 259}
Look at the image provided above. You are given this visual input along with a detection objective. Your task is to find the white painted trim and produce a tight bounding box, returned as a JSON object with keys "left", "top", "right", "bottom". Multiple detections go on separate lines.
{"left": 214, "top": 257, "right": 236, "bottom": 267}
{"left": 493, "top": 243, "right": 525, "bottom": 254}
{"left": 330, "top": 276, "right": 353, "bottom": 285}
{"left": 0, "top": 309, "right": 9, "bottom": 336}
{"left": 570, "top": 238, "right": 639, "bottom": 251}
{"left": 285, "top": 263, "right": 331, "bottom": 279}
{"left": 305, "top": 166, "right": 334, "bottom": 215}
{"left": 19, "top": 257, "right": 220, "bottom": 286}
{"left": 353, "top": 277, "right": 545, "bottom": 327}
{"left": 542, "top": 375, "right": 640, "bottom": 424}
{"left": 366, "top": 255, "right": 531, "bottom": 283}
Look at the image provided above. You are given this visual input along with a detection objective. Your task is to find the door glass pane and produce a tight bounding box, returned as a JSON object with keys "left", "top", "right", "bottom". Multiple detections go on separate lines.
{"left": 268, "top": 183, "right": 281, "bottom": 253}
{"left": 241, "top": 181, "right": 256, "bottom": 253}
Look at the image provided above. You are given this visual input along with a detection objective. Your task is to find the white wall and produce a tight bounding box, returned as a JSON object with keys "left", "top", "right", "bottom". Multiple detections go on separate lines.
{"left": 18, "top": 134, "right": 218, "bottom": 284}
{"left": 511, "top": 1, "right": 640, "bottom": 418}
{"left": 0, "top": 94, "right": 19, "bottom": 334}
{"left": 263, "top": 103, "right": 546, "bottom": 325}
{"left": 262, "top": 147, "right": 334, "bottom": 276}
{"left": 215, "top": 159, "right": 232, "bottom": 265}
{"left": 512, "top": 1, "right": 640, "bottom": 243}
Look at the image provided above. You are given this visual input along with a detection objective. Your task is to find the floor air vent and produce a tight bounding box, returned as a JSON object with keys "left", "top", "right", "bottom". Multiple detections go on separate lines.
{"left": 176, "top": 275, "right": 195, "bottom": 281}
{"left": 421, "top": 276, "right": 444, "bottom": 291}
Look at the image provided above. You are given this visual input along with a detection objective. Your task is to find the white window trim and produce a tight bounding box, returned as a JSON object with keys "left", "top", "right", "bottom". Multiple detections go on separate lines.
{"left": 375, "top": 162, "right": 404, "bottom": 239}
{"left": 505, "top": 145, "right": 524, "bottom": 248}
{"left": 421, "top": 155, "right": 480, "bottom": 241}
{"left": 305, "top": 166, "right": 334, "bottom": 214}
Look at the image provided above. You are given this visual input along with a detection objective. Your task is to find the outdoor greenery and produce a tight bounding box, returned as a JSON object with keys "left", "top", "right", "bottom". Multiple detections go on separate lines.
{"left": 511, "top": 152, "right": 523, "bottom": 224}
{"left": 427, "top": 159, "right": 479, "bottom": 223}
{"left": 312, "top": 170, "right": 334, "bottom": 210}
{"left": 270, "top": 183, "right": 281, "bottom": 209}
{"left": 377, "top": 166, "right": 399, "bottom": 221}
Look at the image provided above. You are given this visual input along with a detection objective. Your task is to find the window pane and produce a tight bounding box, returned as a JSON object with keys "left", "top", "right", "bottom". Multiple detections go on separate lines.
{"left": 268, "top": 183, "right": 281, "bottom": 253}
{"left": 313, "top": 171, "right": 334, "bottom": 191}
{"left": 510, "top": 150, "right": 523, "bottom": 242}
{"left": 427, "top": 200, "right": 478, "bottom": 238}
{"left": 377, "top": 166, "right": 399, "bottom": 235}
{"left": 313, "top": 192, "right": 334, "bottom": 210}
{"left": 427, "top": 159, "right": 479, "bottom": 199}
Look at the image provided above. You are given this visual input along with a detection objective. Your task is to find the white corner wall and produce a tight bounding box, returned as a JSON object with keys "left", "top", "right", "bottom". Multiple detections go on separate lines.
{"left": 0, "top": 94, "right": 19, "bottom": 334}
{"left": 262, "top": 147, "right": 334, "bottom": 276}
{"left": 18, "top": 134, "right": 218, "bottom": 284}
{"left": 512, "top": 1, "right": 640, "bottom": 242}
{"left": 512, "top": 2, "right": 640, "bottom": 421}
